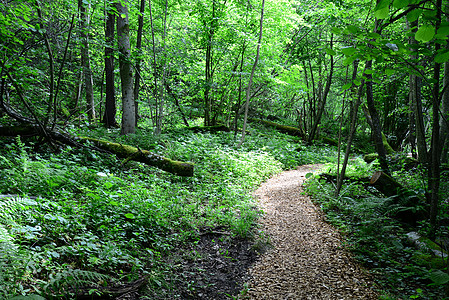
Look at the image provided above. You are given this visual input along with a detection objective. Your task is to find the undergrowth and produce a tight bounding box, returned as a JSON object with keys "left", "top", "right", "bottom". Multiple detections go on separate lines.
{"left": 304, "top": 157, "right": 449, "bottom": 300}
{"left": 0, "top": 126, "right": 337, "bottom": 299}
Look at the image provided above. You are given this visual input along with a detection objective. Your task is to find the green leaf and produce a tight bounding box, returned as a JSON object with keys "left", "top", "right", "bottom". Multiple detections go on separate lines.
{"left": 407, "top": 9, "right": 422, "bottom": 22}
{"left": 120, "top": 13, "right": 126, "bottom": 19}
{"left": 364, "top": 69, "right": 374, "bottom": 74}
{"left": 345, "top": 25, "right": 359, "bottom": 34}
{"left": 10, "top": 295, "right": 46, "bottom": 300}
{"left": 342, "top": 83, "right": 352, "bottom": 90}
{"left": 125, "top": 213, "right": 135, "bottom": 219}
{"left": 305, "top": 172, "right": 313, "bottom": 178}
{"left": 325, "top": 48, "right": 336, "bottom": 56}
{"left": 429, "top": 270, "right": 449, "bottom": 285}
{"left": 367, "top": 32, "right": 381, "bottom": 39}
{"left": 437, "top": 26, "right": 449, "bottom": 37}
{"left": 385, "top": 69, "right": 395, "bottom": 76}
{"left": 343, "top": 55, "right": 357, "bottom": 66}
{"left": 375, "top": 0, "right": 391, "bottom": 10}
{"left": 393, "top": 0, "right": 409, "bottom": 9}
{"left": 353, "top": 79, "right": 362, "bottom": 86}
{"left": 435, "top": 50, "right": 449, "bottom": 63}
{"left": 415, "top": 25, "right": 435, "bottom": 43}
{"left": 374, "top": 7, "right": 390, "bottom": 19}
{"left": 341, "top": 47, "right": 356, "bottom": 56}
{"left": 331, "top": 27, "right": 342, "bottom": 34}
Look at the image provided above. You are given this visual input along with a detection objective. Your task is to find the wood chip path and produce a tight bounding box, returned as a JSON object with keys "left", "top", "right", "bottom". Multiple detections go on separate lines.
{"left": 244, "top": 165, "right": 379, "bottom": 299}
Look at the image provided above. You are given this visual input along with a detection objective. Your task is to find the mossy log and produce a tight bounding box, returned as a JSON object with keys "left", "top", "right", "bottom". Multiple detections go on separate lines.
{"left": 81, "top": 137, "right": 194, "bottom": 177}
{"left": 364, "top": 153, "right": 379, "bottom": 163}
{"left": 185, "top": 125, "right": 230, "bottom": 133}
{"left": 249, "top": 118, "right": 305, "bottom": 138}
{"left": 0, "top": 125, "right": 194, "bottom": 177}
{"left": 319, "top": 136, "right": 338, "bottom": 146}
{"left": 381, "top": 132, "right": 395, "bottom": 155}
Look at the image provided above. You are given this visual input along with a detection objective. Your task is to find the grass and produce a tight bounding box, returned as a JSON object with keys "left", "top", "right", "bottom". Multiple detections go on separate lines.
{"left": 0, "top": 126, "right": 338, "bottom": 299}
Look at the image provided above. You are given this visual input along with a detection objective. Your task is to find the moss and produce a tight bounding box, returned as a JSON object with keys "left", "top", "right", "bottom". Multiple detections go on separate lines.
{"left": 411, "top": 253, "right": 446, "bottom": 269}
{"left": 80, "top": 136, "right": 194, "bottom": 176}
{"left": 364, "top": 153, "right": 378, "bottom": 163}
{"left": 319, "top": 136, "right": 338, "bottom": 146}
{"left": 381, "top": 132, "right": 395, "bottom": 155}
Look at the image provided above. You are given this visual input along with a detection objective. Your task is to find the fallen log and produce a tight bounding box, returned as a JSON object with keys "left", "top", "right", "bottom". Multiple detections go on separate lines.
{"left": 185, "top": 124, "right": 230, "bottom": 133}
{"left": 370, "top": 171, "right": 427, "bottom": 225}
{"left": 249, "top": 118, "right": 305, "bottom": 139}
{"left": 0, "top": 125, "right": 194, "bottom": 177}
{"left": 81, "top": 137, "right": 194, "bottom": 177}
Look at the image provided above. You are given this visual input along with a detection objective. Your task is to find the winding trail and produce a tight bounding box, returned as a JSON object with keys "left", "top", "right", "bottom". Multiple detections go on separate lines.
{"left": 245, "top": 165, "right": 378, "bottom": 299}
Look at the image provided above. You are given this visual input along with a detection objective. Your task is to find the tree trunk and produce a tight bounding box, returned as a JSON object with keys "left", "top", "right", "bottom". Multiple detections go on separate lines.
{"left": 429, "top": 0, "right": 443, "bottom": 238}
{"left": 116, "top": 1, "right": 135, "bottom": 135}
{"left": 440, "top": 8, "right": 449, "bottom": 164}
{"left": 203, "top": 1, "right": 216, "bottom": 127}
{"left": 249, "top": 118, "right": 304, "bottom": 139}
{"left": 336, "top": 61, "right": 363, "bottom": 196}
{"left": 79, "top": 0, "right": 95, "bottom": 122}
{"left": 408, "top": 19, "right": 428, "bottom": 164}
{"left": 366, "top": 59, "right": 389, "bottom": 172}
{"left": 308, "top": 34, "right": 334, "bottom": 143}
{"left": 133, "top": 0, "right": 145, "bottom": 127}
{"left": 103, "top": 8, "right": 117, "bottom": 128}
{"left": 239, "top": 0, "right": 265, "bottom": 147}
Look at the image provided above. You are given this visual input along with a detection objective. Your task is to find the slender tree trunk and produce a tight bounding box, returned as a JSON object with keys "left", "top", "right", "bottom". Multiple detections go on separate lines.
{"left": 336, "top": 65, "right": 349, "bottom": 195}
{"left": 442, "top": 60, "right": 449, "bottom": 163}
{"left": 233, "top": 41, "right": 246, "bottom": 137}
{"left": 148, "top": 0, "right": 159, "bottom": 131}
{"left": 79, "top": 0, "right": 95, "bottom": 122}
{"left": 156, "top": 0, "right": 169, "bottom": 134}
{"left": 204, "top": 1, "right": 216, "bottom": 126}
{"left": 116, "top": 1, "right": 135, "bottom": 135}
{"left": 429, "top": 0, "right": 443, "bottom": 239}
{"left": 238, "top": 0, "right": 265, "bottom": 147}
{"left": 103, "top": 9, "right": 117, "bottom": 128}
{"left": 408, "top": 20, "right": 428, "bottom": 164}
{"left": 133, "top": 0, "right": 145, "bottom": 127}
{"left": 308, "top": 34, "right": 334, "bottom": 143}
{"left": 336, "top": 61, "right": 361, "bottom": 196}
{"left": 440, "top": 7, "right": 449, "bottom": 164}
{"left": 365, "top": 16, "right": 389, "bottom": 172}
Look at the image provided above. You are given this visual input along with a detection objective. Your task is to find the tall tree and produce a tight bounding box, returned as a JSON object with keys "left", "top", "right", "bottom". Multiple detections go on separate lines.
{"left": 103, "top": 7, "right": 117, "bottom": 128}
{"left": 79, "top": 0, "right": 95, "bottom": 121}
{"left": 116, "top": 0, "right": 135, "bottom": 135}
{"left": 365, "top": 12, "right": 389, "bottom": 173}
{"left": 239, "top": 0, "right": 265, "bottom": 146}
{"left": 133, "top": 0, "right": 145, "bottom": 127}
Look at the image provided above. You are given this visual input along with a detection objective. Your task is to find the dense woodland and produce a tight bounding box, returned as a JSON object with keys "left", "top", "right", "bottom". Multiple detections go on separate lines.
{"left": 1, "top": 0, "right": 449, "bottom": 298}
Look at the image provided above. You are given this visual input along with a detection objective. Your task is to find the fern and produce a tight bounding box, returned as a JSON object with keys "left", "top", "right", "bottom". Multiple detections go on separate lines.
{"left": 45, "top": 268, "right": 110, "bottom": 297}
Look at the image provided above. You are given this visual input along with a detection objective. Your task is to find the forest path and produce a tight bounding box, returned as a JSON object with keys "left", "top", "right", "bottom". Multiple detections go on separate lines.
{"left": 244, "top": 165, "right": 378, "bottom": 299}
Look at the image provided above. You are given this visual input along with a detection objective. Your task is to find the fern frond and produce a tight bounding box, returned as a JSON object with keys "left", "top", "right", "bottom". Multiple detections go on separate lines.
{"left": 0, "top": 225, "right": 12, "bottom": 244}
{"left": 0, "top": 195, "right": 37, "bottom": 224}
{"left": 46, "top": 268, "right": 110, "bottom": 295}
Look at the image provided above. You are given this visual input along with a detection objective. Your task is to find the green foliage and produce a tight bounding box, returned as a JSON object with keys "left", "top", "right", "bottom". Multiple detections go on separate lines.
{"left": 304, "top": 159, "right": 448, "bottom": 299}
{"left": 0, "top": 127, "right": 338, "bottom": 298}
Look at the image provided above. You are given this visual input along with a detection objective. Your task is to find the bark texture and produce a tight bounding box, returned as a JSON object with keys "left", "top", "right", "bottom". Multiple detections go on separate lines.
{"left": 116, "top": 1, "right": 135, "bottom": 135}
{"left": 103, "top": 9, "right": 117, "bottom": 127}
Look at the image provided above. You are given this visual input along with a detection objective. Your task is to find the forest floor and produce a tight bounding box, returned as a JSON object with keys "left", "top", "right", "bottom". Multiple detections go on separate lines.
{"left": 165, "top": 164, "right": 380, "bottom": 299}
